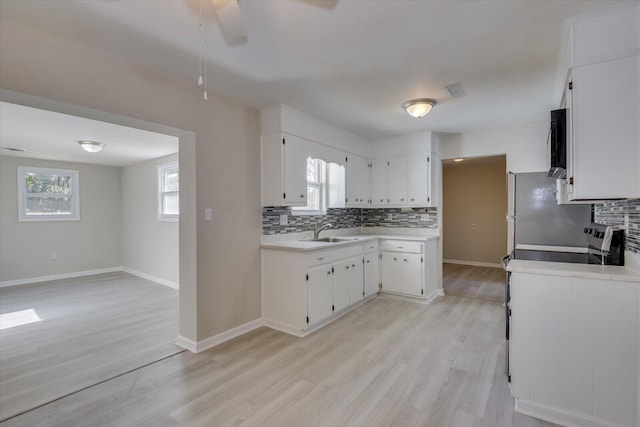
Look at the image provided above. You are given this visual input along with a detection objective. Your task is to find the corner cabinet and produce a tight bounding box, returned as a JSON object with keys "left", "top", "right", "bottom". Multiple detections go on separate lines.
{"left": 262, "top": 243, "right": 372, "bottom": 337}
{"left": 261, "top": 133, "right": 310, "bottom": 207}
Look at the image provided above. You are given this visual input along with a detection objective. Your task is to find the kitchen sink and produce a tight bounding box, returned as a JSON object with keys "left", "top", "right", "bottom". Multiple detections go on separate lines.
{"left": 301, "top": 237, "right": 358, "bottom": 243}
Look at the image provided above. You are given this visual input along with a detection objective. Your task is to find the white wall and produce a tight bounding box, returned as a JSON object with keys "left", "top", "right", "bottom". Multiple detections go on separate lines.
{"left": 0, "top": 156, "right": 122, "bottom": 282}
{"left": 438, "top": 121, "right": 549, "bottom": 173}
{"left": 0, "top": 19, "right": 262, "bottom": 343}
{"left": 121, "top": 153, "right": 179, "bottom": 287}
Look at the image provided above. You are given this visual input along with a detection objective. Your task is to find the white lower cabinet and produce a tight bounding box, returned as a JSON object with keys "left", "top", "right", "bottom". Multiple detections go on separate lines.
{"left": 380, "top": 239, "right": 437, "bottom": 300}
{"left": 306, "top": 263, "right": 333, "bottom": 325}
{"left": 510, "top": 272, "right": 639, "bottom": 427}
{"left": 333, "top": 255, "right": 362, "bottom": 312}
{"left": 364, "top": 252, "right": 380, "bottom": 298}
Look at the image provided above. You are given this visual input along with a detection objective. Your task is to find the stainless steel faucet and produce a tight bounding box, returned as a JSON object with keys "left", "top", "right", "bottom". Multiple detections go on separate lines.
{"left": 313, "top": 223, "right": 333, "bottom": 240}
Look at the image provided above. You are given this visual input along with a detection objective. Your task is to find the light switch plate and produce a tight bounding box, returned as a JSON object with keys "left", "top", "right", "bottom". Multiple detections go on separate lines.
{"left": 280, "top": 214, "right": 288, "bottom": 226}
{"left": 387, "top": 213, "right": 393, "bottom": 220}
{"left": 204, "top": 208, "right": 212, "bottom": 221}
{"left": 420, "top": 214, "right": 429, "bottom": 221}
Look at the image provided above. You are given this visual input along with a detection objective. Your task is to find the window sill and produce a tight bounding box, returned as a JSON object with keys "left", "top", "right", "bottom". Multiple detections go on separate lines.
{"left": 158, "top": 216, "right": 179, "bottom": 222}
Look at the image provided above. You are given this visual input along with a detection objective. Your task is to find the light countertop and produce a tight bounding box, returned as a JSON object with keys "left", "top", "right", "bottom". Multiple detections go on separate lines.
{"left": 261, "top": 234, "right": 439, "bottom": 252}
{"left": 506, "top": 259, "right": 640, "bottom": 283}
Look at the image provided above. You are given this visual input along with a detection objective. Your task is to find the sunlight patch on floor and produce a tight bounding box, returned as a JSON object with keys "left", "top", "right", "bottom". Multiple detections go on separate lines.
{"left": 0, "top": 309, "right": 41, "bottom": 330}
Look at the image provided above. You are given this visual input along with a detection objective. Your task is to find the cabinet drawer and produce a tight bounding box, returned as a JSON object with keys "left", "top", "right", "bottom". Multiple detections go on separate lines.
{"left": 363, "top": 240, "right": 379, "bottom": 253}
{"left": 380, "top": 240, "right": 423, "bottom": 253}
{"left": 306, "top": 250, "right": 333, "bottom": 266}
{"left": 333, "top": 244, "right": 363, "bottom": 260}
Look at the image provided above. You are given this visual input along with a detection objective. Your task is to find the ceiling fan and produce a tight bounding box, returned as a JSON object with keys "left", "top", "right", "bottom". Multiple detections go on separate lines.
{"left": 211, "top": 0, "right": 338, "bottom": 43}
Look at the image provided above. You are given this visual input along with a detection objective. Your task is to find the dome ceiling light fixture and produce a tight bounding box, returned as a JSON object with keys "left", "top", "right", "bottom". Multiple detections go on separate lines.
{"left": 402, "top": 98, "right": 437, "bottom": 118}
{"left": 78, "top": 141, "right": 105, "bottom": 153}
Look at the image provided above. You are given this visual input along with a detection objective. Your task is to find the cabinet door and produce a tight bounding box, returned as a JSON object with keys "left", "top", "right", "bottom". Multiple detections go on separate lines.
{"left": 571, "top": 55, "right": 640, "bottom": 200}
{"left": 381, "top": 252, "right": 422, "bottom": 296}
{"left": 346, "top": 155, "right": 370, "bottom": 207}
{"left": 387, "top": 156, "right": 408, "bottom": 205}
{"left": 371, "top": 158, "right": 388, "bottom": 206}
{"left": 332, "top": 258, "right": 352, "bottom": 312}
{"left": 407, "top": 154, "right": 430, "bottom": 206}
{"left": 307, "top": 264, "right": 333, "bottom": 326}
{"left": 283, "top": 134, "right": 309, "bottom": 205}
{"left": 364, "top": 253, "right": 380, "bottom": 298}
{"left": 346, "top": 256, "right": 364, "bottom": 304}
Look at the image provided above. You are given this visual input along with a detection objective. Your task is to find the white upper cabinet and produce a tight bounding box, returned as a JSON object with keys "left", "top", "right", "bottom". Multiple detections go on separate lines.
{"left": 345, "top": 154, "right": 371, "bottom": 207}
{"left": 387, "top": 156, "right": 408, "bottom": 205}
{"left": 569, "top": 55, "right": 640, "bottom": 200}
{"left": 261, "top": 132, "right": 310, "bottom": 207}
{"left": 407, "top": 154, "right": 431, "bottom": 206}
{"left": 559, "top": 3, "right": 640, "bottom": 202}
{"left": 569, "top": 2, "right": 639, "bottom": 67}
{"left": 371, "top": 158, "right": 388, "bottom": 206}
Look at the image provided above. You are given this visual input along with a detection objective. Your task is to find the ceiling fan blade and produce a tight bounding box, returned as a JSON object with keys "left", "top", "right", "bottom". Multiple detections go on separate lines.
{"left": 211, "top": 0, "right": 247, "bottom": 42}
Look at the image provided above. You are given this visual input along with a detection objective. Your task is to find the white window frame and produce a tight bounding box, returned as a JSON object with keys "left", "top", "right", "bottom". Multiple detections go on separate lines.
{"left": 17, "top": 166, "right": 80, "bottom": 222}
{"left": 158, "top": 161, "right": 179, "bottom": 222}
{"left": 292, "top": 158, "right": 326, "bottom": 216}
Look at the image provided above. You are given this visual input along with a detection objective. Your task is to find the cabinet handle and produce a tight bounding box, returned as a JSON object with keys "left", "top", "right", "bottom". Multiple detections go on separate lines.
{"left": 346, "top": 266, "right": 349, "bottom": 270}
{"left": 380, "top": 199, "right": 384, "bottom": 202}
{"left": 393, "top": 257, "right": 397, "bottom": 261}
{"left": 317, "top": 257, "right": 324, "bottom": 261}
{"left": 401, "top": 198, "right": 404, "bottom": 201}
{"left": 327, "top": 271, "right": 331, "bottom": 275}
{"left": 352, "top": 264, "right": 355, "bottom": 268}
{"left": 404, "top": 258, "right": 407, "bottom": 262}
{"left": 300, "top": 194, "right": 304, "bottom": 198}
{"left": 366, "top": 260, "right": 370, "bottom": 263}
{"left": 397, "top": 246, "right": 404, "bottom": 249}
{"left": 411, "top": 198, "right": 414, "bottom": 201}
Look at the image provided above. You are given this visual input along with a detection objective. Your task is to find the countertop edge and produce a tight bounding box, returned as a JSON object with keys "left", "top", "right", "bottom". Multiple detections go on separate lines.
{"left": 261, "top": 234, "right": 439, "bottom": 252}
{"left": 506, "top": 259, "right": 640, "bottom": 283}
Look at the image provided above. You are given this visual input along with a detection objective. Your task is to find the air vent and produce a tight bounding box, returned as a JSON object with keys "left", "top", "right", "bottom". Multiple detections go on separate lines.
{"left": 445, "top": 82, "right": 466, "bottom": 98}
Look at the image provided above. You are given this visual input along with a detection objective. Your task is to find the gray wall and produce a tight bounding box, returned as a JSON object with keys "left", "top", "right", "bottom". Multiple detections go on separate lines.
{"left": 121, "top": 153, "right": 179, "bottom": 285}
{"left": 1, "top": 18, "right": 262, "bottom": 342}
{"left": 0, "top": 156, "right": 122, "bottom": 281}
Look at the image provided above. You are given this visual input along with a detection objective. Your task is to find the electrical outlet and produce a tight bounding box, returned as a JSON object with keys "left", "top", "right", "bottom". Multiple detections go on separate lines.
{"left": 51, "top": 252, "right": 57, "bottom": 260}
{"left": 387, "top": 213, "right": 393, "bottom": 220}
{"left": 279, "top": 214, "right": 288, "bottom": 226}
{"left": 420, "top": 214, "right": 429, "bottom": 221}
{"left": 204, "top": 208, "right": 212, "bottom": 221}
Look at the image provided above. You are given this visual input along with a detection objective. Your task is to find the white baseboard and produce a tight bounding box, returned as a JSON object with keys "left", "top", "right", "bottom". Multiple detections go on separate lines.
{"left": 0, "top": 267, "right": 123, "bottom": 288}
{"left": 443, "top": 259, "right": 502, "bottom": 269}
{"left": 176, "top": 318, "right": 263, "bottom": 353}
{"left": 515, "top": 398, "right": 617, "bottom": 427}
{"left": 122, "top": 267, "right": 179, "bottom": 290}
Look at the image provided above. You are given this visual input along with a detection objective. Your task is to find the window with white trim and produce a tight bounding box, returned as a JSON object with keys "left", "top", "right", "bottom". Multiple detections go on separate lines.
{"left": 17, "top": 166, "right": 80, "bottom": 222}
{"left": 292, "top": 158, "right": 326, "bottom": 215}
{"left": 158, "top": 161, "right": 179, "bottom": 221}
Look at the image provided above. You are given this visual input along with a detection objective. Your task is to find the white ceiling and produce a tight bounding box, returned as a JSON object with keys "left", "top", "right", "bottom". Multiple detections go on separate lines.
{"left": 0, "top": 102, "right": 179, "bottom": 167}
{"left": 0, "top": 0, "right": 619, "bottom": 140}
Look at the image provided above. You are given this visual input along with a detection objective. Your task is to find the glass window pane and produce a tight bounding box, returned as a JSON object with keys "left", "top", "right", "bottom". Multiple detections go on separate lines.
{"left": 164, "top": 170, "right": 179, "bottom": 192}
{"left": 25, "top": 195, "right": 72, "bottom": 215}
{"left": 163, "top": 193, "right": 179, "bottom": 216}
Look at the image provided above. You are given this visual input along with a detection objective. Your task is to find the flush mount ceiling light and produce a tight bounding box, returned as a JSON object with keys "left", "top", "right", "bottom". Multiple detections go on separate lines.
{"left": 403, "top": 98, "right": 437, "bottom": 118}
{"left": 78, "top": 141, "right": 105, "bottom": 153}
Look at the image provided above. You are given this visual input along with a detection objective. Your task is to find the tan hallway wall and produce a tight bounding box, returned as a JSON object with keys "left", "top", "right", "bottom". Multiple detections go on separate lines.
{"left": 443, "top": 155, "right": 507, "bottom": 266}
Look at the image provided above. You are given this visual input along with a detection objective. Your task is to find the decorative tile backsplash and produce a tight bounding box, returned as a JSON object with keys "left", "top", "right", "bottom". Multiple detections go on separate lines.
{"left": 594, "top": 199, "right": 640, "bottom": 254}
{"left": 262, "top": 207, "right": 438, "bottom": 235}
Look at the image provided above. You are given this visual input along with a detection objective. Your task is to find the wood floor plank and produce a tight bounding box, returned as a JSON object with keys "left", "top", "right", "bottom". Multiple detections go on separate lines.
{"left": 1, "top": 265, "right": 558, "bottom": 427}
{"left": 0, "top": 272, "right": 180, "bottom": 421}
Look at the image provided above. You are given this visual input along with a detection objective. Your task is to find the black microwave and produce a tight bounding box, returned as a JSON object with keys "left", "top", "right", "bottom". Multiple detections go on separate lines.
{"left": 547, "top": 108, "right": 567, "bottom": 179}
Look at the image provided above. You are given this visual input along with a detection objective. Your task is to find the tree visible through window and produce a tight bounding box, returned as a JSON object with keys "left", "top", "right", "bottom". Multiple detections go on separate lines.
{"left": 17, "top": 166, "right": 80, "bottom": 221}
{"left": 158, "top": 162, "right": 179, "bottom": 221}
{"left": 293, "top": 158, "right": 326, "bottom": 214}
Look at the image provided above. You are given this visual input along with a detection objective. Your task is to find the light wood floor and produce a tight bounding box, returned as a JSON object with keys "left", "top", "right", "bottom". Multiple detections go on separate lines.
{"left": 0, "top": 272, "right": 181, "bottom": 422}
{"left": 2, "top": 293, "right": 556, "bottom": 426}
{"left": 443, "top": 263, "right": 506, "bottom": 303}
